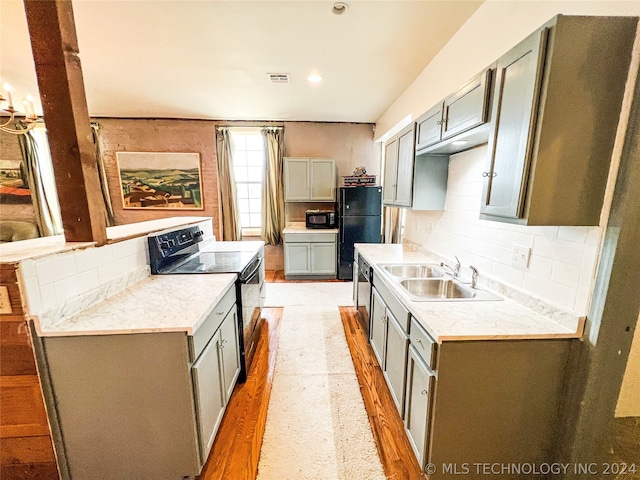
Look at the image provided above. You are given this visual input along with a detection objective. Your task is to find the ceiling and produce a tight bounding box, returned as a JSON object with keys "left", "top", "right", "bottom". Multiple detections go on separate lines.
{"left": 1, "top": 1, "right": 482, "bottom": 124}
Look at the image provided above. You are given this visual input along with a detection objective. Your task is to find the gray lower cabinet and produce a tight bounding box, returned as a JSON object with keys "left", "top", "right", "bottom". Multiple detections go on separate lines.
{"left": 192, "top": 305, "right": 240, "bottom": 461}
{"left": 404, "top": 345, "right": 435, "bottom": 469}
{"left": 369, "top": 287, "right": 387, "bottom": 367}
{"left": 284, "top": 232, "right": 337, "bottom": 279}
{"left": 38, "top": 285, "right": 240, "bottom": 479}
{"left": 370, "top": 278, "right": 410, "bottom": 418}
{"left": 480, "top": 15, "right": 637, "bottom": 226}
{"left": 383, "top": 310, "right": 409, "bottom": 416}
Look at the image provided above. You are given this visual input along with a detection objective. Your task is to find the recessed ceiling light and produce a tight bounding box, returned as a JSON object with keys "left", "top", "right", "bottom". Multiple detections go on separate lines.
{"left": 452, "top": 140, "right": 468, "bottom": 146}
{"left": 332, "top": 2, "right": 348, "bottom": 15}
{"left": 308, "top": 74, "right": 322, "bottom": 83}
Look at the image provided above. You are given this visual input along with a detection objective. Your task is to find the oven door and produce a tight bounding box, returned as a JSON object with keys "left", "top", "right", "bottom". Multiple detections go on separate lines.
{"left": 357, "top": 256, "right": 372, "bottom": 335}
{"left": 239, "top": 255, "right": 264, "bottom": 377}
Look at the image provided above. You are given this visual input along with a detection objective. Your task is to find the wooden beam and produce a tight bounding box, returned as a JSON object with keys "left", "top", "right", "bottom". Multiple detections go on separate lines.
{"left": 23, "top": 0, "right": 107, "bottom": 244}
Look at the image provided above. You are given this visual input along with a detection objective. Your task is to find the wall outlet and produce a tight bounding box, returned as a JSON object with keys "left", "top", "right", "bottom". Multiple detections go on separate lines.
{"left": 423, "top": 222, "right": 432, "bottom": 236}
{"left": 512, "top": 245, "right": 531, "bottom": 269}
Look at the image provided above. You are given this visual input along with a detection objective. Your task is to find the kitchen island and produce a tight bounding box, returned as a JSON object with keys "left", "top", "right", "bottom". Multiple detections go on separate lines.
{"left": 354, "top": 243, "right": 582, "bottom": 479}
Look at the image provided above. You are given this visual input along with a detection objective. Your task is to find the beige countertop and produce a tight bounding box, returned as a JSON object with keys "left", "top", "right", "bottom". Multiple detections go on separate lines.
{"left": 283, "top": 222, "right": 339, "bottom": 234}
{"left": 34, "top": 273, "right": 238, "bottom": 337}
{"left": 0, "top": 217, "right": 211, "bottom": 264}
{"left": 355, "top": 244, "right": 582, "bottom": 344}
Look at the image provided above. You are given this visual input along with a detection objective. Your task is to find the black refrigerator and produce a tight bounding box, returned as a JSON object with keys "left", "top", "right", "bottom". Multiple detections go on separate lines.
{"left": 337, "top": 186, "right": 382, "bottom": 280}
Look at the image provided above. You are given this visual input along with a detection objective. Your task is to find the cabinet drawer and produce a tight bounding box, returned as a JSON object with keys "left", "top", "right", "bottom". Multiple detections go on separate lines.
{"left": 409, "top": 316, "right": 436, "bottom": 369}
{"left": 372, "top": 272, "right": 410, "bottom": 332}
{"left": 192, "top": 284, "right": 236, "bottom": 361}
{"left": 284, "top": 233, "right": 336, "bottom": 243}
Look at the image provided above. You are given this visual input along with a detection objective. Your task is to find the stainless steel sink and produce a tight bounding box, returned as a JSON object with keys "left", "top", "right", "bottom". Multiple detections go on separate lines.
{"left": 381, "top": 263, "right": 444, "bottom": 279}
{"left": 398, "top": 278, "right": 503, "bottom": 302}
{"left": 400, "top": 278, "right": 474, "bottom": 299}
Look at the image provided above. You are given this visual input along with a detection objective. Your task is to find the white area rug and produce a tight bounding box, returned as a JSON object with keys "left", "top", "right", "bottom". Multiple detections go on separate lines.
{"left": 264, "top": 282, "right": 354, "bottom": 307}
{"left": 257, "top": 303, "right": 386, "bottom": 480}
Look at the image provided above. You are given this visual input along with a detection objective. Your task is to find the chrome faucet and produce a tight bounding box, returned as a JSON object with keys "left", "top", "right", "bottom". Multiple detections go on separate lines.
{"left": 441, "top": 255, "right": 461, "bottom": 278}
{"left": 469, "top": 266, "right": 479, "bottom": 289}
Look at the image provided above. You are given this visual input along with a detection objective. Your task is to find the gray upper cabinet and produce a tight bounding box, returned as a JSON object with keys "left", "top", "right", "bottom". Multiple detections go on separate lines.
{"left": 382, "top": 136, "right": 399, "bottom": 205}
{"left": 383, "top": 123, "right": 448, "bottom": 211}
{"left": 383, "top": 123, "right": 415, "bottom": 207}
{"left": 480, "top": 15, "right": 638, "bottom": 226}
{"left": 284, "top": 158, "right": 336, "bottom": 202}
{"left": 441, "top": 69, "right": 492, "bottom": 140}
{"left": 415, "top": 103, "right": 443, "bottom": 151}
{"left": 415, "top": 68, "right": 493, "bottom": 155}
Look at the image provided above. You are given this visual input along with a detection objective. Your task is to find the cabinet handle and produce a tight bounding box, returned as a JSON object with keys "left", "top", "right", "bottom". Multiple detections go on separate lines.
{"left": 436, "top": 120, "right": 443, "bottom": 125}
{"left": 482, "top": 171, "right": 497, "bottom": 178}
{"left": 421, "top": 389, "right": 428, "bottom": 396}
{"left": 216, "top": 311, "right": 224, "bottom": 316}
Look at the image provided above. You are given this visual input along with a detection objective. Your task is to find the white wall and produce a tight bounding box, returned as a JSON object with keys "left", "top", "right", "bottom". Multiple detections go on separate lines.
{"left": 405, "top": 148, "right": 600, "bottom": 314}
{"left": 378, "top": 0, "right": 640, "bottom": 315}
{"left": 375, "top": 0, "right": 640, "bottom": 140}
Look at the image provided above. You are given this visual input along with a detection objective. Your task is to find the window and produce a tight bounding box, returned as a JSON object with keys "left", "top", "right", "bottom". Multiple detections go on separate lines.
{"left": 229, "top": 130, "right": 265, "bottom": 235}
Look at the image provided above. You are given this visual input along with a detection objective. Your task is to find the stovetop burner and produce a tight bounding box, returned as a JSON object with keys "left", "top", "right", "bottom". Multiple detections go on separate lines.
{"left": 162, "top": 251, "right": 258, "bottom": 274}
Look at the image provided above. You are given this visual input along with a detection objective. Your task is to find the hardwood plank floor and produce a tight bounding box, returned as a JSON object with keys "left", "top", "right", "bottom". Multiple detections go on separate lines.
{"left": 199, "top": 295, "right": 423, "bottom": 479}
{"left": 198, "top": 307, "right": 283, "bottom": 480}
{"left": 340, "top": 306, "right": 427, "bottom": 480}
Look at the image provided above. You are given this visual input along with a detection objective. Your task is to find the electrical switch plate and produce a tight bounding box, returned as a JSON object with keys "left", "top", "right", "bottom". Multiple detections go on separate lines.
{"left": 512, "top": 245, "right": 531, "bottom": 269}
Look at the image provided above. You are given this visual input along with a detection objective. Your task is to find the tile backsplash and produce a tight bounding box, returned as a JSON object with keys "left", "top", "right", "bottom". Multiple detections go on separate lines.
{"left": 18, "top": 236, "right": 150, "bottom": 321}
{"left": 404, "top": 146, "right": 602, "bottom": 316}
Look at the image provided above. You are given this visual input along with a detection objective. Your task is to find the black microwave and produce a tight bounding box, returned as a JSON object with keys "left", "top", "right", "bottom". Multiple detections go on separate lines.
{"left": 305, "top": 210, "right": 336, "bottom": 229}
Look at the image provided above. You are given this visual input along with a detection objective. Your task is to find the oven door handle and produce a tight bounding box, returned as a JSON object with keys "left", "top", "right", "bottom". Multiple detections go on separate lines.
{"left": 240, "top": 257, "right": 263, "bottom": 283}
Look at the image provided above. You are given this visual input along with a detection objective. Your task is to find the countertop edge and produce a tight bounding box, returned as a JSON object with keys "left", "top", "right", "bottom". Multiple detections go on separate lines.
{"left": 355, "top": 245, "right": 580, "bottom": 344}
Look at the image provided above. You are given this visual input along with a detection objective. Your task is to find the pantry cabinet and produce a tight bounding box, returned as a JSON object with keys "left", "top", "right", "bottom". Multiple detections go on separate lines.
{"left": 480, "top": 15, "right": 637, "bottom": 226}
{"left": 284, "top": 158, "right": 336, "bottom": 202}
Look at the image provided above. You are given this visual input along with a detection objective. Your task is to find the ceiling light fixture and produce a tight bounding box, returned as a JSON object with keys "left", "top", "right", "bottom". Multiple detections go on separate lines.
{"left": 0, "top": 79, "right": 38, "bottom": 135}
{"left": 332, "top": 2, "right": 348, "bottom": 15}
{"left": 308, "top": 74, "right": 323, "bottom": 83}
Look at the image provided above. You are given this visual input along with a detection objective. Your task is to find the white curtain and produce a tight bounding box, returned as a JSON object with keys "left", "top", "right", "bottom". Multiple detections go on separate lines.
{"left": 216, "top": 127, "right": 241, "bottom": 241}
{"left": 261, "top": 126, "right": 285, "bottom": 245}
{"left": 17, "top": 125, "right": 63, "bottom": 236}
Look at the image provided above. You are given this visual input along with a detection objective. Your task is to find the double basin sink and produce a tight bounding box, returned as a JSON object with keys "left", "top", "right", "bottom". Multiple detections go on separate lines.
{"left": 380, "top": 264, "right": 502, "bottom": 302}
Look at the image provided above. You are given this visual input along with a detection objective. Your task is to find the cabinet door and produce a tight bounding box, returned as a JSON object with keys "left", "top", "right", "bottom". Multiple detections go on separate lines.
{"left": 310, "top": 159, "right": 336, "bottom": 201}
{"left": 310, "top": 242, "right": 336, "bottom": 275}
{"left": 383, "top": 311, "right": 409, "bottom": 418}
{"left": 480, "top": 28, "right": 548, "bottom": 219}
{"left": 442, "top": 69, "right": 492, "bottom": 140}
{"left": 284, "top": 158, "right": 310, "bottom": 201}
{"left": 192, "top": 334, "right": 225, "bottom": 460}
{"left": 415, "top": 103, "right": 443, "bottom": 151}
{"left": 404, "top": 345, "right": 435, "bottom": 469}
{"left": 369, "top": 288, "right": 387, "bottom": 367}
{"left": 394, "top": 124, "right": 416, "bottom": 207}
{"left": 284, "top": 243, "right": 311, "bottom": 274}
{"left": 382, "top": 137, "right": 398, "bottom": 205}
{"left": 219, "top": 306, "right": 241, "bottom": 402}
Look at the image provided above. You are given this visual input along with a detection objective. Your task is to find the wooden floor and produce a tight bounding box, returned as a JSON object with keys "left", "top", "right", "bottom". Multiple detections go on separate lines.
{"left": 198, "top": 276, "right": 423, "bottom": 480}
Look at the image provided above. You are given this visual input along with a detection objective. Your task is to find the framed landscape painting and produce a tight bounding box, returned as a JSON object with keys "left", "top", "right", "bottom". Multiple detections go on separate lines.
{"left": 0, "top": 159, "right": 31, "bottom": 204}
{"left": 116, "top": 152, "right": 203, "bottom": 210}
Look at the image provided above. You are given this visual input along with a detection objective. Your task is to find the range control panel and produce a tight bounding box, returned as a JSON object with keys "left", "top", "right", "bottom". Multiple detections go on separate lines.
{"left": 149, "top": 226, "right": 204, "bottom": 259}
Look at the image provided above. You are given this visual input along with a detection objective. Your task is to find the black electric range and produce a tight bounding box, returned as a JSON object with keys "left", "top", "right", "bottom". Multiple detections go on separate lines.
{"left": 148, "top": 225, "right": 265, "bottom": 381}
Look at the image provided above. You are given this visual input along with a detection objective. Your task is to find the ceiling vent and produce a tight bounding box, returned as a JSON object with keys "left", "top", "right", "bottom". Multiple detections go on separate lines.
{"left": 268, "top": 73, "right": 291, "bottom": 84}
